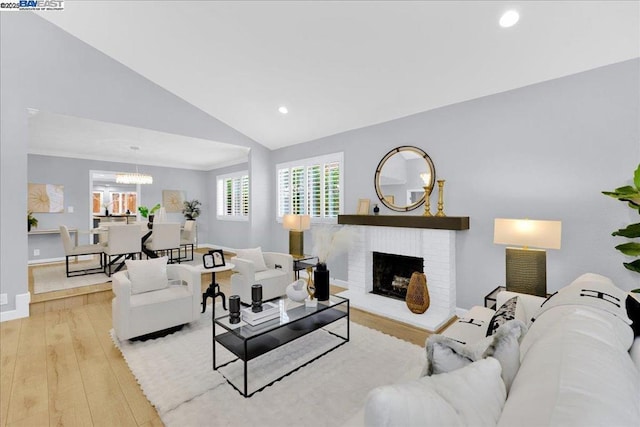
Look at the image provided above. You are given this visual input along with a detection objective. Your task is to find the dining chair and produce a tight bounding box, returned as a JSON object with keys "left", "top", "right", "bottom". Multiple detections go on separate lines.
{"left": 59, "top": 225, "right": 105, "bottom": 277}
{"left": 180, "top": 220, "right": 196, "bottom": 262}
{"left": 104, "top": 224, "right": 144, "bottom": 277}
{"left": 144, "top": 222, "right": 181, "bottom": 264}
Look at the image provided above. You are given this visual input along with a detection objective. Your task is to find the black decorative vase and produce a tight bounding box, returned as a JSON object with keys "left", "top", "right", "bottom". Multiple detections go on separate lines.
{"left": 373, "top": 204, "right": 380, "bottom": 215}
{"left": 147, "top": 214, "right": 155, "bottom": 229}
{"left": 229, "top": 295, "right": 241, "bottom": 324}
{"left": 314, "top": 263, "right": 330, "bottom": 301}
{"left": 28, "top": 221, "right": 31, "bottom": 232}
{"left": 251, "top": 284, "right": 263, "bottom": 313}
{"left": 105, "top": 209, "right": 109, "bottom": 216}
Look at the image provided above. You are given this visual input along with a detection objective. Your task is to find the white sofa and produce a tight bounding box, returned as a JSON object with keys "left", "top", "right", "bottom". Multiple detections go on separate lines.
{"left": 364, "top": 273, "right": 640, "bottom": 426}
{"left": 230, "top": 249, "right": 293, "bottom": 304}
{"left": 112, "top": 258, "right": 202, "bottom": 340}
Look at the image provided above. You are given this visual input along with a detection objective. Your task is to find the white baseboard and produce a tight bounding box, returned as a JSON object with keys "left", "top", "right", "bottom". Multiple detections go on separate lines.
{"left": 28, "top": 255, "right": 93, "bottom": 265}
{"left": 0, "top": 292, "right": 31, "bottom": 322}
{"left": 198, "top": 243, "right": 237, "bottom": 253}
{"left": 333, "top": 278, "right": 349, "bottom": 289}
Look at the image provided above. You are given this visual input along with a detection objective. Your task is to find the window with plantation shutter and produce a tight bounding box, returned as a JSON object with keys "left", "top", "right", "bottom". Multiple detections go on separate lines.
{"left": 276, "top": 153, "right": 343, "bottom": 223}
{"left": 217, "top": 171, "right": 249, "bottom": 221}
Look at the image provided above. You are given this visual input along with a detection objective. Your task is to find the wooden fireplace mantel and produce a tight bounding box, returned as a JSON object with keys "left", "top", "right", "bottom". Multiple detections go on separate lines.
{"left": 337, "top": 215, "right": 470, "bottom": 231}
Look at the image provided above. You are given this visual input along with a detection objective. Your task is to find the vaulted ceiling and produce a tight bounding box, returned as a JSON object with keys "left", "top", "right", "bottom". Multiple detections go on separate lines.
{"left": 33, "top": 1, "right": 639, "bottom": 165}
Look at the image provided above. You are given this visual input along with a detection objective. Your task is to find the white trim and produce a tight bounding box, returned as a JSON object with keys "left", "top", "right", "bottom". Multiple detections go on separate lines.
{"left": 275, "top": 152, "right": 344, "bottom": 171}
{"left": 28, "top": 255, "right": 93, "bottom": 265}
{"left": 198, "top": 243, "right": 238, "bottom": 253}
{"left": 275, "top": 151, "right": 344, "bottom": 221}
{"left": 333, "top": 278, "right": 349, "bottom": 289}
{"left": 0, "top": 293, "right": 31, "bottom": 322}
{"left": 216, "top": 216, "right": 249, "bottom": 222}
{"left": 216, "top": 170, "right": 249, "bottom": 220}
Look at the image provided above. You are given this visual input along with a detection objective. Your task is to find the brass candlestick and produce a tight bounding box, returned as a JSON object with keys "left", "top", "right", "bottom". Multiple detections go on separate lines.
{"left": 423, "top": 185, "right": 433, "bottom": 217}
{"left": 436, "top": 180, "right": 446, "bottom": 217}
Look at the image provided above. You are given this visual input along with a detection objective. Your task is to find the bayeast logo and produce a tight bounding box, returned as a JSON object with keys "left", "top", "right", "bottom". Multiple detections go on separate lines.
{"left": 20, "top": 0, "right": 63, "bottom": 7}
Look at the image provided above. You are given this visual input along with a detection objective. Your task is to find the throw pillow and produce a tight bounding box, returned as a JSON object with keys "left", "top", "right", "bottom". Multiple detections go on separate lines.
{"left": 442, "top": 305, "right": 495, "bottom": 345}
{"left": 365, "top": 358, "right": 506, "bottom": 427}
{"left": 532, "top": 273, "right": 631, "bottom": 325}
{"left": 423, "top": 319, "right": 527, "bottom": 392}
{"left": 235, "top": 247, "right": 268, "bottom": 272}
{"left": 125, "top": 256, "right": 169, "bottom": 294}
{"left": 486, "top": 296, "right": 527, "bottom": 336}
{"left": 627, "top": 293, "right": 640, "bottom": 337}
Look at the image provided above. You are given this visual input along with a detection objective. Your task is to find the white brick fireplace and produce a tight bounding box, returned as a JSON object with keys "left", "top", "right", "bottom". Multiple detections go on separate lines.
{"left": 337, "top": 221, "right": 462, "bottom": 331}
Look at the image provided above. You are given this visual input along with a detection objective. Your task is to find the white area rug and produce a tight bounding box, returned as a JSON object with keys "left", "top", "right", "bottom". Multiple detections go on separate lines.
{"left": 32, "top": 261, "right": 110, "bottom": 293}
{"left": 32, "top": 258, "right": 204, "bottom": 294}
{"left": 111, "top": 305, "right": 425, "bottom": 427}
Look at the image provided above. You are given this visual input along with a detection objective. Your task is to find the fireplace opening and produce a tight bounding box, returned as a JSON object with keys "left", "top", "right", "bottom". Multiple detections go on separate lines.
{"left": 372, "top": 252, "right": 424, "bottom": 301}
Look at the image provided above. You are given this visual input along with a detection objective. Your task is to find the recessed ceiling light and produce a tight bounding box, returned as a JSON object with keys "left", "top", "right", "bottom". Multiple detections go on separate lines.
{"left": 499, "top": 10, "right": 519, "bottom": 28}
{"left": 278, "top": 106, "right": 289, "bottom": 115}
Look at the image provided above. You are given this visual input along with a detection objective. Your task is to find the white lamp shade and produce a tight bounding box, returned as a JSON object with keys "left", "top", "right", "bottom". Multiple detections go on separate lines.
{"left": 283, "top": 214, "right": 311, "bottom": 231}
{"left": 494, "top": 218, "right": 562, "bottom": 250}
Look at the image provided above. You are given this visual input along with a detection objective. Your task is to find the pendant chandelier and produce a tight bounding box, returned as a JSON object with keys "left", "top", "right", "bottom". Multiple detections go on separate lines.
{"left": 116, "top": 146, "right": 153, "bottom": 185}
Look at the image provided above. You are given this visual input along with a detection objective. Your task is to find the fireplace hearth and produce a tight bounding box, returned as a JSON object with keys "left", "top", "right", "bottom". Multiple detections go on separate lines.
{"left": 372, "top": 252, "right": 424, "bottom": 301}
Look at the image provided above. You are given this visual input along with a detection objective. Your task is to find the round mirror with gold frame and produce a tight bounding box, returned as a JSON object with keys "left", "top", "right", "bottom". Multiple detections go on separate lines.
{"left": 374, "top": 146, "right": 436, "bottom": 212}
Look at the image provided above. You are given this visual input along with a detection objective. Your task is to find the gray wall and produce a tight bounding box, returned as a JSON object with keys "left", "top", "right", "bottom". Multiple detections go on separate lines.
{"left": 207, "top": 162, "right": 251, "bottom": 250}
{"left": 27, "top": 154, "right": 211, "bottom": 261}
{"left": 271, "top": 59, "right": 640, "bottom": 309}
{"left": 2, "top": 12, "right": 638, "bottom": 316}
{"left": 1, "top": 13, "right": 270, "bottom": 313}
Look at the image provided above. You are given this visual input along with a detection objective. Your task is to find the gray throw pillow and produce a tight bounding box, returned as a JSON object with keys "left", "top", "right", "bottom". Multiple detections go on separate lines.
{"left": 423, "top": 319, "right": 527, "bottom": 393}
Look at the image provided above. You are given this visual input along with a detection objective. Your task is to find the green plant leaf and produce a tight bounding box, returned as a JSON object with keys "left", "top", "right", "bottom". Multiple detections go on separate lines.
{"left": 612, "top": 223, "right": 640, "bottom": 238}
{"left": 615, "top": 242, "right": 640, "bottom": 256}
{"left": 623, "top": 260, "right": 640, "bottom": 273}
{"left": 602, "top": 187, "right": 640, "bottom": 200}
{"left": 634, "top": 164, "right": 640, "bottom": 191}
{"left": 150, "top": 203, "right": 161, "bottom": 214}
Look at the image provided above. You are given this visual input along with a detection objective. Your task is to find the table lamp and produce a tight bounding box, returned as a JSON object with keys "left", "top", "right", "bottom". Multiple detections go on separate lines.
{"left": 283, "top": 214, "right": 311, "bottom": 257}
{"left": 493, "top": 218, "right": 562, "bottom": 297}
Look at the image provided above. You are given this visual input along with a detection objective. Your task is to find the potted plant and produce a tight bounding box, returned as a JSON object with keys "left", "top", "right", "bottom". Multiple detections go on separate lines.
{"left": 602, "top": 163, "right": 640, "bottom": 273}
{"left": 138, "top": 203, "right": 161, "bottom": 228}
{"left": 27, "top": 211, "right": 38, "bottom": 232}
{"left": 182, "top": 199, "right": 202, "bottom": 220}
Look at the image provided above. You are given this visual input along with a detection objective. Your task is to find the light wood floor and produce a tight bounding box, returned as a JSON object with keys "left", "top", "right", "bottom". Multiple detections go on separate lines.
{"left": 2, "top": 256, "right": 436, "bottom": 427}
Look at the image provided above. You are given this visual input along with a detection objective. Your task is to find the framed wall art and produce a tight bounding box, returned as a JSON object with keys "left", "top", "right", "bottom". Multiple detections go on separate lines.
{"left": 357, "top": 198, "right": 370, "bottom": 215}
{"left": 163, "top": 190, "right": 185, "bottom": 213}
{"left": 28, "top": 183, "right": 64, "bottom": 213}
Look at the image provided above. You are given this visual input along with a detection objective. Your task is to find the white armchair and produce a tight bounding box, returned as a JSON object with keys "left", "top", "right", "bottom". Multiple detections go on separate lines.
{"left": 112, "top": 257, "right": 202, "bottom": 340}
{"left": 230, "top": 249, "right": 293, "bottom": 304}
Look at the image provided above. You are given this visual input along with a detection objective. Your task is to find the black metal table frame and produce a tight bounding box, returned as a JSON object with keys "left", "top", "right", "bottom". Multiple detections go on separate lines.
{"left": 212, "top": 297, "right": 349, "bottom": 398}
{"left": 201, "top": 270, "right": 227, "bottom": 313}
{"left": 293, "top": 255, "right": 319, "bottom": 280}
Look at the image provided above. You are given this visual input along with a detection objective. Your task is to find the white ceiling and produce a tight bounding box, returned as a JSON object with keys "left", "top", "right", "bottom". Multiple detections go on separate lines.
{"left": 28, "top": 109, "right": 250, "bottom": 170}
{"left": 35, "top": 1, "right": 639, "bottom": 154}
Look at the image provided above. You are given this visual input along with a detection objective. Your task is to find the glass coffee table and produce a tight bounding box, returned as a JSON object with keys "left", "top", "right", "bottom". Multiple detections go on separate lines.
{"left": 213, "top": 295, "right": 349, "bottom": 397}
